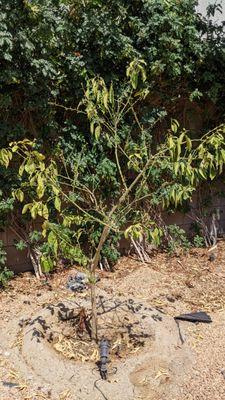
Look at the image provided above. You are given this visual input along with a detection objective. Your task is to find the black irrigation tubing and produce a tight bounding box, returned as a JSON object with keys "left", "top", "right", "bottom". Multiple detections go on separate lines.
{"left": 94, "top": 379, "right": 109, "bottom": 400}
{"left": 175, "top": 319, "right": 184, "bottom": 345}
{"left": 94, "top": 368, "right": 118, "bottom": 399}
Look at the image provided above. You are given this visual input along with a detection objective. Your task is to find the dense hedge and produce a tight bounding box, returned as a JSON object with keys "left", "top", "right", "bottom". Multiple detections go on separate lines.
{"left": 1, "top": 0, "right": 225, "bottom": 144}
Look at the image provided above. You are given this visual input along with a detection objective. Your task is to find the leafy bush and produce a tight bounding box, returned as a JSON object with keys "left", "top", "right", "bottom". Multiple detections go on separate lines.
{"left": 1, "top": 0, "right": 225, "bottom": 150}
{"left": 0, "top": 268, "right": 14, "bottom": 288}
{"left": 0, "top": 240, "right": 13, "bottom": 287}
{"left": 193, "top": 235, "right": 205, "bottom": 248}
{"left": 167, "top": 225, "right": 191, "bottom": 254}
{"left": 0, "top": 240, "right": 7, "bottom": 266}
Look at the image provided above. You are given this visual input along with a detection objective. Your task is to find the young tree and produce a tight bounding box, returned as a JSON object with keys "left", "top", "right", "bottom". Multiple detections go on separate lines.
{"left": 1, "top": 61, "right": 225, "bottom": 341}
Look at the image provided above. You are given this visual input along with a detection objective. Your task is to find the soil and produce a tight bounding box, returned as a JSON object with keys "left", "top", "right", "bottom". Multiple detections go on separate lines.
{"left": 1, "top": 242, "right": 225, "bottom": 399}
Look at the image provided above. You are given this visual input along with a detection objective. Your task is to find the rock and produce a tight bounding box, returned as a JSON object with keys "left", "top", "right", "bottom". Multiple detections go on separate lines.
{"left": 209, "top": 253, "right": 216, "bottom": 262}
{"left": 67, "top": 271, "right": 100, "bottom": 292}
{"left": 75, "top": 272, "right": 88, "bottom": 282}
{"left": 23, "top": 300, "right": 31, "bottom": 305}
{"left": 221, "top": 369, "right": 225, "bottom": 379}
{"left": 67, "top": 273, "right": 87, "bottom": 292}
{"left": 166, "top": 296, "right": 175, "bottom": 303}
{"left": 2, "top": 381, "right": 18, "bottom": 388}
{"left": 67, "top": 281, "right": 86, "bottom": 292}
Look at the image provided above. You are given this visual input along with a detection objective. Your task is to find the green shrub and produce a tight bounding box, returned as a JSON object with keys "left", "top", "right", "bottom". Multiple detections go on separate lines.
{"left": 193, "top": 235, "right": 205, "bottom": 248}
{"left": 167, "top": 224, "right": 191, "bottom": 254}
{"left": 0, "top": 240, "right": 13, "bottom": 287}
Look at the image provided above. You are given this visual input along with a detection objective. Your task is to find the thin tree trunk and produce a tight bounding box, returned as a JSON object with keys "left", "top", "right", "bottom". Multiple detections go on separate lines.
{"left": 90, "top": 225, "right": 110, "bottom": 342}
{"left": 90, "top": 283, "right": 98, "bottom": 341}
{"left": 89, "top": 157, "right": 153, "bottom": 341}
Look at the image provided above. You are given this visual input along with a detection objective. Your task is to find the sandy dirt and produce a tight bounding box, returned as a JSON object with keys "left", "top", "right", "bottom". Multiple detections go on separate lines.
{"left": 1, "top": 243, "right": 225, "bottom": 399}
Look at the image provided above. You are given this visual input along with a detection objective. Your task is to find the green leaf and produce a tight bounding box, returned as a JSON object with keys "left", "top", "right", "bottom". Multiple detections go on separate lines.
{"left": 16, "top": 189, "right": 24, "bottom": 202}
{"left": 171, "top": 119, "right": 179, "bottom": 134}
{"left": 22, "top": 203, "right": 31, "bottom": 214}
{"left": 186, "top": 136, "right": 192, "bottom": 151}
{"left": 48, "top": 231, "right": 58, "bottom": 256}
{"left": 31, "top": 203, "right": 38, "bottom": 219}
{"left": 209, "top": 167, "right": 217, "bottom": 180}
{"left": 174, "top": 162, "right": 179, "bottom": 175}
{"left": 168, "top": 136, "right": 174, "bottom": 149}
{"left": 25, "top": 160, "right": 36, "bottom": 174}
{"left": 41, "top": 256, "right": 54, "bottom": 273}
{"left": 198, "top": 168, "right": 207, "bottom": 179}
{"left": 19, "top": 164, "right": 25, "bottom": 176}
{"left": 220, "top": 149, "right": 225, "bottom": 163}
{"left": 90, "top": 121, "right": 95, "bottom": 134}
{"left": 150, "top": 227, "right": 162, "bottom": 246}
{"left": 33, "top": 151, "right": 45, "bottom": 161}
{"left": 176, "top": 141, "right": 181, "bottom": 160}
{"left": 37, "top": 175, "right": 45, "bottom": 199}
{"left": 0, "top": 149, "right": 9, "bottom": 167}
{"left": 39, "top": 162, "right": 45, "bottom": 172}
{"left": 131, "top": 74, "right": 138, "bottom": 89}
{"left": 103, "top": 88, "right": 109, "bottom": 110}
{"left": 52, "top": 185, "right": 60, "bottom": 196}
{"left": 54, "top": 196, "right": 61, "bottom": 211}
{"left": 109, "top": 83, "right": 114, "bottom": 106}
{"left": 42, "top": 204, "right": 49, "bottom": 220}
{"left": 95, "top": 125, "right": 101, "bottom": 139}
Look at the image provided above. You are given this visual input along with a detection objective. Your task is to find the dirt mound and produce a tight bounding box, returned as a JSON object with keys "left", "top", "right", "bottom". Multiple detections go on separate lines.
{"left": 2, "top": 245, "right": 225, "bottom": 399}
{"left": 18, "top": 295, "right": 193, "bottom": 400}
